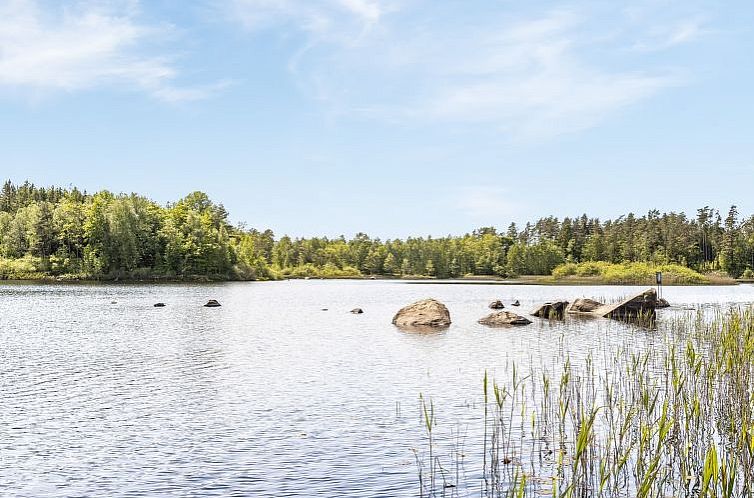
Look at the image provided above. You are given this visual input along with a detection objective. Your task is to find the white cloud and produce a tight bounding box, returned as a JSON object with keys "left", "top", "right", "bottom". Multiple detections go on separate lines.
{"left": 0, "top": 0, "right": 215, "bottom": 101}
{"left": 226, "top": 2, "right": 689, "bottom": 140}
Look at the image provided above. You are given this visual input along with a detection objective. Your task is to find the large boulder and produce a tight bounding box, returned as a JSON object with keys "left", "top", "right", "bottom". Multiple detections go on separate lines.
{"left": 489, "top": 300, "right": 505, "bottom": 309}
{"left": 568, "top": 298, "right": 604, "bottom": 314}
{"left": 531, "top": 301, "right": 568, "bottom": 319}
{"left": 479, "top": 311, "right": 532, "bottom": 326}
{"left": 392, "top": 299, "right": 451, "bottom": 330}
{"left": 561, "top": 289, "right": 658, "bottom": 325}
{"left": 598, "top": 288, "right": 657, "bottom": 323}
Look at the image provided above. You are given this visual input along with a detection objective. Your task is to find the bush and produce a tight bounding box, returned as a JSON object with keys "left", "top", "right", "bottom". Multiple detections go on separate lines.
{"left": 552, "top": 261, "right": 710, "bottom": 285}
{"left": 279, "top": 263, "right": 362, "bottom": 279}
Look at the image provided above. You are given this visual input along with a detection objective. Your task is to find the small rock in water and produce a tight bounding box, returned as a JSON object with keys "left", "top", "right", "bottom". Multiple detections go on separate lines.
{"left": 110, "top": 301, "right": 117, "bottom": 304}
{"left": 478, "top": 311, "right": 532, "bottom": 326}
{"left": 511, "top": 300, "right": 520, "bottom": 307}
{"left": 568, "top": 298, "right": 603, "bottom": 313}
{"left": 488, "top": 300, "right": 505, "bottom": 309}
{"left": 350, "top": 308, "right": 364, "bottom": 314}
{"left": 656, "top": 298, "right": 670, "bottom": 308}
{"left": 153, "top": 302, "right": 166, "bottom": 307}
{"left": 204, "top": 299, "right": 221, "bottom": 307}
{"left": 321, "top": 308, "right": 328, "bottom": 311}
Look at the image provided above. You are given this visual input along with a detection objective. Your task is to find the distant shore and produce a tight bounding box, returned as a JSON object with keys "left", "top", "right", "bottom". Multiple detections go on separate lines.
{"left": 0, "top": 274, "right": 740, "bottom": 286}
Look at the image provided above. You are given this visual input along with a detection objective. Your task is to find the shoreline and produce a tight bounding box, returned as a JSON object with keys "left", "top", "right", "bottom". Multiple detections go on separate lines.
{"left": 0, "top": 274, "right": 741, "bottom": 286}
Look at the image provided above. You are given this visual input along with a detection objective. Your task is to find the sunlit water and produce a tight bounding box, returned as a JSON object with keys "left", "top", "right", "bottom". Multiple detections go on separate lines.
{"left": 1, "top": 280, "right": 753, "bottom": 497}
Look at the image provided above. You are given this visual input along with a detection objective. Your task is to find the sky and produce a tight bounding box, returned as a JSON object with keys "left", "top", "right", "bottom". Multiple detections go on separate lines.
{"left": 0, "top": 0, "right": 753, "bottom": 238}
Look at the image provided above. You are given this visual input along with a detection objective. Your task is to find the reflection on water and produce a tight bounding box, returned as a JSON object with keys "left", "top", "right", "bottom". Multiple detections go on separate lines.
{"left": 0, "top": 281, "right": 753, "bottom": 497}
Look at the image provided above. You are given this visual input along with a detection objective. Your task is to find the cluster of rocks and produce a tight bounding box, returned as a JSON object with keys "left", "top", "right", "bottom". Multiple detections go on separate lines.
{"left": 567, "top": 289, "right": 661, "bottom": 322}
{"left": 392, "top": 288, "right": 668, "bottom": 331}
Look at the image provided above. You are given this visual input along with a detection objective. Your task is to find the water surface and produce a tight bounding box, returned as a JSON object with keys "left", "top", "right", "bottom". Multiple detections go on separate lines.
{"left": 1, "top": 281, "right": 752, "bottom": 497}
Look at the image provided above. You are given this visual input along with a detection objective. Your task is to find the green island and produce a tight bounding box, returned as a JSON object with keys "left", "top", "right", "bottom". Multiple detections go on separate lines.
{"left": 0, "top": 180, "right": 748, "bottom": 284}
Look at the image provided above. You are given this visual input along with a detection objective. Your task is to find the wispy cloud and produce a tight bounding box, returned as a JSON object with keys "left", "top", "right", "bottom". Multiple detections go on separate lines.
{"left": 226, "top": 2, "right": 698, "bottom": 140}
{"left": 226, "top": 0, "right": 388, "bottom": 38}
{"left": 0, "top": 0, "right": 217, "bottom": 102}
{"left": 632, "top": 18, "right": 707, "bottom": 51}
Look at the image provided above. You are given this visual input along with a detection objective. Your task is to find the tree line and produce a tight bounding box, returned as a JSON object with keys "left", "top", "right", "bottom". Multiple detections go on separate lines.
{"left": 1, "top": 180, "right": 753, "bottom": 280}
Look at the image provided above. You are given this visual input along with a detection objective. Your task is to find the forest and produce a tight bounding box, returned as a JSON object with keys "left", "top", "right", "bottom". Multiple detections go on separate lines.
{"left": 0, "top": 180, "right": 752, "bottom": 281}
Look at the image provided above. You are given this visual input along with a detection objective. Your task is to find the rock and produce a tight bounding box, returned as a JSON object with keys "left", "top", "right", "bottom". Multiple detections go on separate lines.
{"left": 656, "top": 298, "right": 670, "bottom": 309}
{"left": 204, "top": 299, "right": 221, "bottom": 307}
{"left": 350, "top": 308, "right": 364, "bottom": 314}
{"left": 392, "top": 298, "right": 451, "bottom": 330}
{"left": 567, "top": 298, "right": 603, "bottom": 313}
{"left": 511, "top": 300, "right": 520, "bottom": 307}
{"left": 596, "top": 288, "right": 657, "bottom": 323}
{"left": 153, "top": 303, "right": 166, "bottom": 307}
{"left": 565, "top": 290, "right": 658, "bottom": 325}
{"left": 110, "top": 301, "right": 117, "bottom": 304}
{"left": 478, "top": 311, "right": 532, "bottom": 326}
{"left": 531, "top": 301, "right": 569, "bottom": 319}
{"left": 321, "top": 308, "right": 328, "bottom": 311}
{"left": 489, "top": 300, "right": 505, "bottom": 309}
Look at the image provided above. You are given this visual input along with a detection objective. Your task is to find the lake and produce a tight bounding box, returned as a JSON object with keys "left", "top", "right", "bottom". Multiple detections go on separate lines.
{"left": 1, "top": 280, "right": 753, "bottom": 497}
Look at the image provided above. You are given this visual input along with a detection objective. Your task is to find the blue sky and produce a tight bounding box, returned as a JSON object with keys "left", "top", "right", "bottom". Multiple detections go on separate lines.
{"left": 1, "top": 0, "right": 753, "bottom": 238}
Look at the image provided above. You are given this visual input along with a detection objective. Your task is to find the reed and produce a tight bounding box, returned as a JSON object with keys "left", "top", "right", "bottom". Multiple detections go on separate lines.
{"left": 413, "top": 306, "right": 754, "bottom": 496}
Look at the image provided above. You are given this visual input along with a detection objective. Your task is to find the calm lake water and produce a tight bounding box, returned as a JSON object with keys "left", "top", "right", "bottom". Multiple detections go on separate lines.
{"left": 1, "top": 280, "right": 753, "bottom": 497}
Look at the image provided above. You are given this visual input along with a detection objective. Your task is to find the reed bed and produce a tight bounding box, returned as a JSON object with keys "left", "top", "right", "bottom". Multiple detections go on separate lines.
{"left": 414, "top": 307, "right": 754, "bottom": 497}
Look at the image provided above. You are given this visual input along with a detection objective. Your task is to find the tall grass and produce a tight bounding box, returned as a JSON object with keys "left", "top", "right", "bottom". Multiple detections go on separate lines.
{"left": 413, "top": 307, "right": 754, "bottom": 496}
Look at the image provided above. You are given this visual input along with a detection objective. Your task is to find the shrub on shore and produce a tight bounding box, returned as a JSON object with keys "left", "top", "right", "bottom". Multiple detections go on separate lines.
{"left": 552, "top": 261, "right": 713, "bottom": 284}
{"left": 0, "top": 256, "right": 45, "bottom": 279}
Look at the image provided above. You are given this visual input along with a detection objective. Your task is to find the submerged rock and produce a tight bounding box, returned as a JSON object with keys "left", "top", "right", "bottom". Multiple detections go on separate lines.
{"left": 350, "top": 308, "right": 364, "bottom": 314}
{"left": 489, "top": 300, "right": 505, "bottom": 309}
{"left": 511, "top": 300, "right": 520, "bottom": 307}
{"left": 392, "top": 298, "right": 451, "bottom": 330}
{"left": 153, "top": 302, "right": 166, "bottom": 307}
{"left": 478, "top": 311, "right": 532, "bottom": 326}
{"left": 531, "top": 301, "right": 569, "bottom": 319}
{"left": 204, "top": 299, "right": 221, "bottom": 307}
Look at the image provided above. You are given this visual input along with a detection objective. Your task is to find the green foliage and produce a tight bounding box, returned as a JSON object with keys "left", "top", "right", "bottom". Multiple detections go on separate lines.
{"left": 507, "top": 241, "right": 565, "bottom": 276}
{"left": 1, "top": 180, "right": 753, "bottom": 281}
